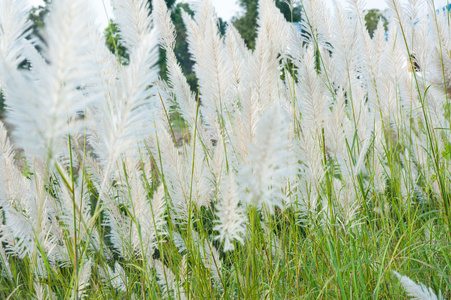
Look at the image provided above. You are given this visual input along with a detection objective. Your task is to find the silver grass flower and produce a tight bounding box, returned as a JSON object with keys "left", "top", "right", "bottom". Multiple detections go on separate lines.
{"left": 154, "top": 259, "right": 187, "bottom": 300}
{"left": 0, "top": 0, "right": 32, "bottom": 71}
{"left": 393, "top": 271, "right": 444, "bottom": 300}
{"left": 1, "top": 0, "right": 103, "bottom": 160}
{"left": 213, "top": 173, "right": 247, "bottom": 251}
{"left": 239, "top": 103, "right": 295, "bottom": 213}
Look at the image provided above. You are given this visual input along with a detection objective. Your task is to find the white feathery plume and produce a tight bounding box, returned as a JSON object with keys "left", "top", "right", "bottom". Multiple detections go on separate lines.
{"left": 1, "top": 162, "right": 57, "bottom": 261}
{"left": 213, "top": 173, "right": 247, "bottom": 252}
{"left": 89, "top": 0, "right": 159, "bottom": 175}
{"left": 300, "top": 0, "right": 331, "bottom": 48}
{"left": 89, "top": 30, "right": 159, "bottom": 171}
{"left": 296, "top": 46, "right": 331, "bottom": 133}
{"left": 316, "top": 46, "right": 337, "bottom": 91}
{"left": 151, "top": 117, "right": 211, "bottom": 223}
{"left": 153, "top": 0, "right": 197, "bottom": 128}
{"left": 326, "top": 93, "right": 370, "bottom": 180}
{"left": 182, "top": 0, "right": 215, "bottom": 59}
{"left": 367, "top": 23, "right": 391, "bottom": 120}
{"left": 153, "top": 0, "right": 176, "bottom": 49}
{"left": 386, "top": 0, "right": 409, "bottom": 31}
{"left": 285, "top": 20, "right": 305, "bottom": 62}
{"left": 369, "top": 20, "right": 389, "bottom": 84}
{"left": 154, "top": 260, "right": 187, "bottom": 300}
{"left": 404, "top": 0, "right": 426, "bottom": 39}
{"left": 177, "top": 133, "right": 212, "bottom": 211}
{"left": 330, "top": 4, "right": 363, "bottom": 89}
{"left": 257, "top": 0, "right": 291, "bottom": 52}
{"left": 33, "top": 282, "right": 56, "bottom": 300}
{"left": 0, "top": 120, "right": 30, "bottom": 207}
{"left": 333, "top": 178, "right": 359, "bottom": 228}
{"left": 112, "top": 0, "right": 153, "bottom": 51}
{"left": 129, "top": 173, "right": 166, "bottom": 258}
{"left": 207, "top": 133, "right": 228, "bottom": 189}
{"left": 239, "top": 104, "right": 295, "bottom": 213}
{"left": 1, "top": 0, "right": 102, "bottom": 160}
{"left": 197, "top": 239, "right": 222, "bottom": 282}
{"left": 226, "top": 24, "right": 253, "bottom": 114}
{"left": 399, "top": 69, "right": 423, "bottom": 120}
{"left": 150, "top": 122, "right": 191, "bottom": 223}
{"left": 52, "top": 166, "right": 101, "bottom": 253}
{"left": 0, "top": 0, "right": 32, "bottom": 70}
{"left": 232, "top": 90, "right": 261, "bottom": 166}
{"left": 225, "top": 24, "right": 250, "bottom": 103}
{"left": 171, "top": 232, "right": 187, "bottom": 253}
{"left": 372, "top": 152, "right": 388, "bottom": 194}
{"left": 346, "top": 0, "right": 367, "bottom": 19}
{"left": 393, "top": 271, "right": 444, "bottom": 300}
{"left": 183, "top": 0, "right": 233, "bottom": 139}
{"left": 20, "top": 38, "right": 48, "bottom": 86}
{"left": 99, "top": 263, "right": 127, "bottom": 292}
{"left": 324, "top": 91, "right": 353, "bottom": 162}
{"left": 353, "top": 129, "right": 372, "bottom": 177}
{"left": 297, "top": 132, "right": 325, "bottom": 214}
{"left": 247, "top": 0, "right": 291, "bottom": 112}
{"left": 71, "top": 258, "right": 92, "bottom": 300}
{"left": 111, "top": 262, "right": 127, "bottom": 292}
{"left": 2, "top": 204, "right": 35, "bottom": 258}
{"left": 369, "top": 32, "right": 407, "bottom": 128}
{"left": 425, "top": 11, "right": 451, "bottom": 105}
{"left": 348, "top": 83, "right": 373, "bottom": 140}
{"left": 106, "top": 204, "right": 134, "bottom": 259}
{"left": 347, "top": 1, "right": 373, "bottom": 86}
{"left": 106, "top": 159, "right": 166, "bottom": 259}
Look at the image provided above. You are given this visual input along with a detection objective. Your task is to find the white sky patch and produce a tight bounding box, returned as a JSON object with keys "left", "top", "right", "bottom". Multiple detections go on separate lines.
{"left": 178, "top": 0, "right": 241, "bottom": 20}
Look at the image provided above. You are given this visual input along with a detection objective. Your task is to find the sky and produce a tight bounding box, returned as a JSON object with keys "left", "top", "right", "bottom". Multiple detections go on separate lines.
{"left": 29, "top": 0, "right": 451, "bottom": 28}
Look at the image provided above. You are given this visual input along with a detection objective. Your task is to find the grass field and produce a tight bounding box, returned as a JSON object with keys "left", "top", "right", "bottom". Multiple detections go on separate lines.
{"left": 0, "top": 0, "right": 450, "bottom": 298}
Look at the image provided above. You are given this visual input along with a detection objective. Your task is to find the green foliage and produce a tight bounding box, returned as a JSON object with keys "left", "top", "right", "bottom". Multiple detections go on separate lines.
{"left": 104, "top": 23, "right": 130, "bottom": 65}
{"left": 365, "top": 9, "right": 389, "bottom": 38}
{"left": 233, "top": 0, "right": 302, "bottom": 50}
{"left": 28, "top": 0, "right": 51, "bottom": 46}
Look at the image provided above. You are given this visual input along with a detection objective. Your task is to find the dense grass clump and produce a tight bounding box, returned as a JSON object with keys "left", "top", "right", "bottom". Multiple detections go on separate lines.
{"left": 0, "top": 0, "right": 450, "bottom": 298}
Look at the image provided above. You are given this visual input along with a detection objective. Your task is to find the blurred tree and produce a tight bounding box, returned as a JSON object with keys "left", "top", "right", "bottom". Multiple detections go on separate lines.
{"left": 232, "top": 0, "right": 302, "bottom": 50}
{"left": 28, "top": 0, "right": 51, "bottom": 47}
{"left": 364, "top": 9, "right": 388, "bottom": 38}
